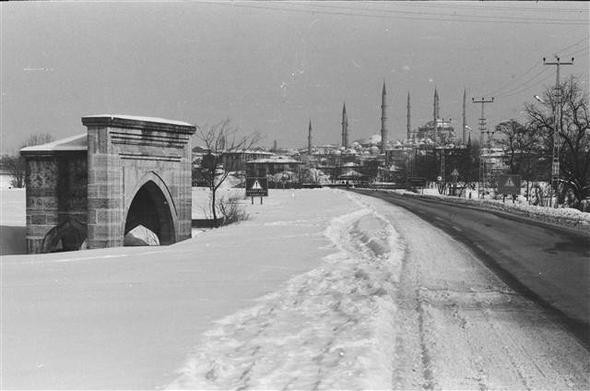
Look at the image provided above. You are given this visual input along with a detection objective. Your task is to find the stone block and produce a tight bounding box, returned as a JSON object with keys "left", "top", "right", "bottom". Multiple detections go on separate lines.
{"left": 30, "top": 214, "right": 47, "bottom": 225}
{"left": 26, "top": 239, "right": 44, "bottom": 254}
{"left": 27, "top": 224, "right": 52, "bottom": 238}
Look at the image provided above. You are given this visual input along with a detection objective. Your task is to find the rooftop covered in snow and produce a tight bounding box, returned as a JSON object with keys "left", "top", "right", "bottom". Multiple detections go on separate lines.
{"left": 247, "top": 155, "right": 302, "bottom": 164}
{"left": 20, "top": 134, "right": 88, "bottom": 155}
{"left": 81, "top": 114, "right": 196, "bottom": 134}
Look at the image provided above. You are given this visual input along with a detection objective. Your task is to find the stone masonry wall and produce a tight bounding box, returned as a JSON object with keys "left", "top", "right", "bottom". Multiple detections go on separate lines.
{"left": 86, "top": 126, "right": 124, "bottom": 248}
{"left": 24, "top": 152, "right": 87, "bottom": 253}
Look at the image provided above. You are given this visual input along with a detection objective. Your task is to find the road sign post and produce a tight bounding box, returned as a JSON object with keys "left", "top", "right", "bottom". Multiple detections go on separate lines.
{"left": 497, "top": 174, "right": 521, "bottom": 200}
{"left": 246, "top": 177, "right": 268, "bottom": 205}
{"left": 450, "top": 168, "right": 459, "bottom": 196}
{"left": 408, "top": 177, "right": 427, "bottom": 195}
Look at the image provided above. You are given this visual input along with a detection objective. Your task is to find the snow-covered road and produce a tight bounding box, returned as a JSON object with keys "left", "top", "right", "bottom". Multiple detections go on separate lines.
{"left": 359, "top": 194, "right": 589, "bottom": 390}
{"left": 169, "top": 192, "right": 589, "bottom": 390}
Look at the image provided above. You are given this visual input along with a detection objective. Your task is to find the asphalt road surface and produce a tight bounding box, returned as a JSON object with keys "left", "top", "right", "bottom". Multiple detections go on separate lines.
{"left": 353, "top": 189, "right": 590, "bottom": 349}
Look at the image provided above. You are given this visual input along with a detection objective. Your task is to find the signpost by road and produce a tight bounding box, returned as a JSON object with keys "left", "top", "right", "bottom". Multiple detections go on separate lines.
{"left": 450, "top": 168, "right": 460, "bottom": 196}
{"left": 408, "top": 177, "right": 426, "bottom": 187}
{"left": 246, "top": 177, "right": 268, "bottom": 204}
{"left": 408, "top": 177, "right": 427, "bottom": 194}
{"left": 497, "top": 174, "right": 521, "bottom": 196}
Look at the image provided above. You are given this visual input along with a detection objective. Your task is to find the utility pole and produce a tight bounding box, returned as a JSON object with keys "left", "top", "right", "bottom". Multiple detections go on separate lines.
{"left": 472, "top": 97, "right": 494, "bottom": 199}
{"left": 439, "top": 145, "right": 446, "bottom": 193}
{"left": 543, "top": 55, "right": 574, "bottom": 208}
{"left": 462, "top": 88, "right": 467, "bottom": 144}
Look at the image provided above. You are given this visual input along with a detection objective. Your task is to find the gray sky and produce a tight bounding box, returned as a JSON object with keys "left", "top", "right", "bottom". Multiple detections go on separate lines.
{"left": 1, "top": 1, "right": 588, "bottom": 153}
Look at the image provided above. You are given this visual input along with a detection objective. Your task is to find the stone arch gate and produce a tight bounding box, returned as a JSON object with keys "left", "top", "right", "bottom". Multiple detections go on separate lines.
{"left": 21, "top": 115, "right": 196, "bottom": 253}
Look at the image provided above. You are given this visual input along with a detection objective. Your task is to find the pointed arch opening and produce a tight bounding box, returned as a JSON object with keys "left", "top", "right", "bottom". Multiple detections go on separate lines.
{"left": 41, "top": 218, "right": 87, "bottom": 253}
{"left": 124, "top": 180, "right": 176, "bottom": 245}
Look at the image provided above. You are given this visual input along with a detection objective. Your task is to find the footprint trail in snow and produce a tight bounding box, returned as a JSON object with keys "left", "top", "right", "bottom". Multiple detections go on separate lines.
{"left": 167, "top": 206, "right": 404, "bottom": 390}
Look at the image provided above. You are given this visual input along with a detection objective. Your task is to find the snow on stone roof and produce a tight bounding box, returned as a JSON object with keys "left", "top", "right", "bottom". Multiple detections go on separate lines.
{"left": 82, "top": 114, "right": 194, "bottom": 127}
{"left": 223, "top": 150, "right": 274, "bottom": 155}
{"left": 20, "top": 134, "right": 87, "bottom": 153}
{"left": 247, "top": 155, "right": 302, "bottom": 164}
{"left": 355, "top": 134, "right": 381, "bottom": 146}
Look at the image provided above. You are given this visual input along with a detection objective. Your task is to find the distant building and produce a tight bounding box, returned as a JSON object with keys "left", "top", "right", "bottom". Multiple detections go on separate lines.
{"left": 220, "top": 150, "right": 274, "bottom": 172}
{"left": 246, "top": 155, "right": 303, "bottom": 177}
{"left": 415, "top": 118, "right": 456, "bottom": 144}
{"left": 408, "top": 87, "right": 461, "bottom": 145}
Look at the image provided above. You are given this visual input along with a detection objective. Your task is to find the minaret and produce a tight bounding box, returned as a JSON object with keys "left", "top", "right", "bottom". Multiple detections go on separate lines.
{"left": 342, "top": 103, "right": 349, "bottom": 148}
{"left": 381, "top": 81, "right": 388, "bottom": 152}
{"left": 434, "top": 87, "right": 440, "bottom": 121}
{"left": 462, "top": 88, "right": 467, "bottom": 144}
{"left": 308, "top": 119, "right": 312, "bottom": 155}
{"left": 433, "top": 87, "right": 440, "bottom": 143}
{"left": 406, "top": 92, "right": 411, "bottom": 141}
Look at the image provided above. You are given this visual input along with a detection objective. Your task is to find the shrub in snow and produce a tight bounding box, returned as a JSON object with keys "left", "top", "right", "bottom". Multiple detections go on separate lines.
{"left": 217, "top": 195, "right": 249, "bottom": 225}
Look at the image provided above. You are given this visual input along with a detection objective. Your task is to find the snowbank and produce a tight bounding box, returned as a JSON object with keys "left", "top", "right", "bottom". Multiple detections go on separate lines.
{"left": 167, "top": 195, "right": 405, "bottom": 389}
{"left": 389, "top": 189, "right": 590, "bottom": 233}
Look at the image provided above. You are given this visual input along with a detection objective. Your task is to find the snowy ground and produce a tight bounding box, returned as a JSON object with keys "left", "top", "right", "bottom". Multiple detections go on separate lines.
{"left": 1, "top": 188, "right": 589, "bottom": 389}
{"left": 169, "top": 192, "right": 590, "bottom": 390}
{"left": 1, "top": 189, "right": 366, "bottom": 388}
{"left": 169, "top": 202, "right": 403, "bottom": 390}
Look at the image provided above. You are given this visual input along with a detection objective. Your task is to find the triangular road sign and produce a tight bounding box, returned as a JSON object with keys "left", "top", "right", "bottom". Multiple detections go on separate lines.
{"left": 251, "top": 180, "right": 262, "bottom": 190}
{"left": 505, "top": 177, "right": 514, "bottom": 187}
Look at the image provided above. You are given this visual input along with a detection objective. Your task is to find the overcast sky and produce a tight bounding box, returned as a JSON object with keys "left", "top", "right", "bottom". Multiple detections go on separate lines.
{"left": 1, "top": 1, "right": 588, "bottom": 153}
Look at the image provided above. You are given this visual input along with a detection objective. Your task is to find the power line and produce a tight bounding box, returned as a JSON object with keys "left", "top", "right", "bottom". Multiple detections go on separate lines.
{"left": 495, "top": 68, "right": 554, "bottom": 98}
{"left": 205, "top": 2, "right": 588, "bottom": 26}
{"left": 299, "top": 2, "right": 589, "bottom": 24}
{"left": 484, "top": 63, "right": 542, "bottom": 97}
{"left": 500, "top": 72, "right": 555, "bottom": 98}
{"left": 569, "top": 45, "right": 590, "bottom": 56}
{"left": 386, "top": 1, "right": 588, "bottom": 14}
{"left": 484, "top": 36, "right": 588, "bottom": 97}
{"left": 487, "top": 67, "right": 550, "bottom": 98}
{"left": 554, "top": 36, "right": 589, "bottom": 54}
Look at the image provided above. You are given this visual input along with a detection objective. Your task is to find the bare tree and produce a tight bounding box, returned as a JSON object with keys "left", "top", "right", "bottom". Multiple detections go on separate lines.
{"left": 525, "top": 76, "right": 589, "bottom": 208}
{"left": 495, "top": 120, "right": 527, "bottom": 174}
{"left": 495, "top": 119, "right": 544, "bottom": 199}
{"left": 196, "top": 120, "right": 260, "bottom": 226}
{"left": 2, "top": 133, "right": 54, "bottom": 188}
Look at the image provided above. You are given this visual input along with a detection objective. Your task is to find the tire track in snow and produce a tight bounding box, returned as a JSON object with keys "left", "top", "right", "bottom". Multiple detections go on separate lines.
{"left": 350, "top": 193, "right": 435, "bottom": 390}
{"left": 357, "top": 193, "right": 590, "bottom": 390}
{"left": 166, "top": 206, "right": 404, "bottom": 390}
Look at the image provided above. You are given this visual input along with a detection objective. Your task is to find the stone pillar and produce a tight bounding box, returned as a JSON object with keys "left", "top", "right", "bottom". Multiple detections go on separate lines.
{"left": 84, "top": 123, "right": 124, "bottom": 249}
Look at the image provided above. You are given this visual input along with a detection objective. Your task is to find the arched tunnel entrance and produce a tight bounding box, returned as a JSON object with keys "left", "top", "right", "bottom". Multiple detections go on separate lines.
{"left": 124, "top": 181, "right": 175, "bottom": 246}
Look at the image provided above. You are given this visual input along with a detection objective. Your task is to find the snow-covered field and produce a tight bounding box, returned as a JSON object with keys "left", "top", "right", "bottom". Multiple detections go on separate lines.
{"left": 1, "top": 188, "right": 389, "bottom": 388}
{"left": 1, "top": 187, "right": 589, "bottom": 389}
